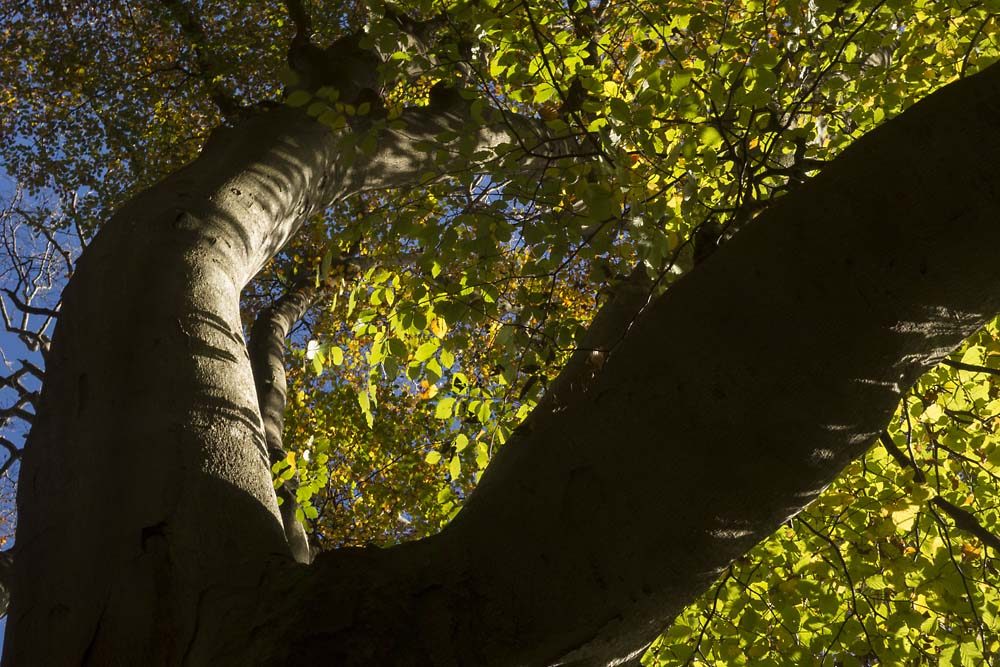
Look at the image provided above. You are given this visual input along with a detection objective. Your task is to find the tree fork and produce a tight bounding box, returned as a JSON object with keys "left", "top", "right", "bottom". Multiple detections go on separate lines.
{"left": 4, "top": 37, "right": 1000, "bottom": 667}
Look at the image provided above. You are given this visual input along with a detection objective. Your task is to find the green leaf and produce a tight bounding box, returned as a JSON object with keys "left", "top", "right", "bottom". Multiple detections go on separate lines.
{"left": 316, "top": 86, "right": 339, "bottom": 101}
{"left": 534, "top": 82, "right": 558, "bottom": 103}
{"left": 414, "top": 340, "right": 440, "bottom": 362}
{"left": 286, "top": 90, "right": 312, "bottom": 107}
{"left": 435, "top": 397, "right": 455, "bottom": 420}
{"left": 357, "top": 390, "right": 374, "bottom": 428}
{"left": 306, "top": 101, "right": 327, "bottom": 117}
{"left": 700, "top": 126, "right": 724, "bottom": 149}
{"left": 329, "top": 346, "right": 344, "bottom": 366}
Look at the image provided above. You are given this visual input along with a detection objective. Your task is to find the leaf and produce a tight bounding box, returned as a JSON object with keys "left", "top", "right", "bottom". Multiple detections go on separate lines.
{"left": 417, "top": 381, "right": 439, "bottom": 400}
{"left": 318, "top": 110, "right": 346, "bottom": 129}
{"left": 430, "top": 316, "right": 448, "bottom": 339}
{"left": 316, "top": 86, "right": 339, "bottom": 101}
{"left": 435, "top": 397, "right": 456, "bottom": 420}
{"left": 306, "top": 101, "right": 327, "bottom": 117}
{"left": 534, "top": 83, "right": 558, "bottom": 104}
{"left": 449, "top": 454, "right": 461, "bottom": 478}
{"left": 476, "top": 443, "right": 490, "bottom": 470}
{"left": 700, "top": 126, "right": 724, "bottom": 149}
{"left": 329, "top": 346, "right": 344, "bottom": 366}
{"left": 357, "top": 390, "right": 374, "bottom": 428}
{"left": 286, "top": 90, "right": 312, "bottom": 107}
{"left": 425, "top": 450, "right": 442, "bottom": 464}
{"left": 414, "top": 340, "right": 440, "bottom": 362}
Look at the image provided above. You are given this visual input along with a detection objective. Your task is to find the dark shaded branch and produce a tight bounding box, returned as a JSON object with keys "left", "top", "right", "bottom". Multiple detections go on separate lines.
{"left": 0, "top": 362, "right": 40, "bottom": 432}
{"left": 282, "top": 0, "right": 313, "bottom": 49}
{"left": 0, "top": 295, "right": 50, "bottom": 354}
{"left": 532, "top": 265, "right": 651, "bottom": 416}
{"left": 247, "top": 259, "right": 362, "bottom": 563}
{"left": 1, "top": 289, "right": 58, "bottom": 318}
{"left": 18, "top": 359, "right": 43, "bottom": 380}
{"left": 880, "top": 431, "right": 926, "bottom": 483}
{"left": 255, "top": 59, "right": 1000, "bottom": 665}
{"left": 0, "top": 437, "right": 20, "bottom": 478}
{"left": 931, "top": 497, "right": 1000, "bottom": 552}
{"left": 960, "top": 13, "right": 995, "bottom": 79}
{"left": 0, "top": 399, "right": 34, "bottom": 427}
{"left": 942, "top": 358, "right": 1000, "bottom": 376}
{"left": 158, "top": 0, "right": 240, "bottom": 117}
{"left": 249, "top": 277, "right": 328, "bottom": 563}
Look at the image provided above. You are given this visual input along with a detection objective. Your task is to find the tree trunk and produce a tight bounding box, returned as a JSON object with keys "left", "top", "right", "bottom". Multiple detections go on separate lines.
{"left": 3, "top": 97, "right": 529, "bottom": 663}
{"left": 5, "top": 56, "right": 1000, "bottom": 667}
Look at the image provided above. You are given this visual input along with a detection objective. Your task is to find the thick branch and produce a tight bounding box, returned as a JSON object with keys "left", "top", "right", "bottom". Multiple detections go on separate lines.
{"left": 248, "top": 274, "right": 334, "bottom": 563}
{"left": 931, "top": 497, "right": 1000, "bottom": 552}
{"left": 282, "top": 0, "right": 313, "bottom": 49}
{"left": 159, "top": 0, "right": 240, "bottom": 117}
{"left": 533, "top": 265, "right": 652, "bottom": 417}
{"left": 247, "top": 59, "right": 1000, "bottom": 666}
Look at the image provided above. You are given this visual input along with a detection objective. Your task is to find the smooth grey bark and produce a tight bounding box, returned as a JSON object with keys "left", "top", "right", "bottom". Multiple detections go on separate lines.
{"left": 248, "top": 275, "right": 328, "bottom": 564}
{"left": 3, "top": 85, "right": 557, "bottom": 662}
{"left": 4, "top": 48, "right": 1000, "bottom": 667}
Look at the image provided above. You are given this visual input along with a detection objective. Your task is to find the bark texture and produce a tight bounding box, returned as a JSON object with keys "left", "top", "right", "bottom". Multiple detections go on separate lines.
{"left": 4, "top": 88, "right": 552, "bottom": 662}
{"left": 248, "top": 276, "right": 327, "bottom": 564}
{"left": 5, "top": 47, "right": 1000, "bottom": 667}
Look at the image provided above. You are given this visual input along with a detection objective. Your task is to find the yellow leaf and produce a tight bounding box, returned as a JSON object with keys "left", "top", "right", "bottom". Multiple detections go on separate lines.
{"left": 418, "top": 381, "right": 439, "bottom": 400}
{"left": 430, "top": 317, "right": 448, "bottom": 339}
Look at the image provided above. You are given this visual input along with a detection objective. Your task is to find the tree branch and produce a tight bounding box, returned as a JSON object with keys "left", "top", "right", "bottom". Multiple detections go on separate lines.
{"left": 158, "top": 0, "right": 241, "bottom": 118}
{"left": 251, "top": 59, "right": 1000, "bottom": 665}
{"left": 942, "top": 358, "right": 1000, "bottom": 376}
{"left": 247, "top": 259, "right": 361, "bottom": 563}
{"left": 1, "top": 289, "right": 58, "bottom": 318}
{"left": 282, "top": 0, "right": 313, "bottom": 49}
{"left": 931, "top": 496, "right": 1000, "bottom": 552}
{"left": 248, "top": 276, "right": 328, "bottom": 563}
{"left": 0, "top": 549, "right": 13, "bottom": 618}
{"left": 881, "top": 431, "right": 1000, "bottom": 553}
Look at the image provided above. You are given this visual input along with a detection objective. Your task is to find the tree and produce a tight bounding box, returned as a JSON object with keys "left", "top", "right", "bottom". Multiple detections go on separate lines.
{"left": 1, "top": 0, "right": 999, "bottom": 664}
